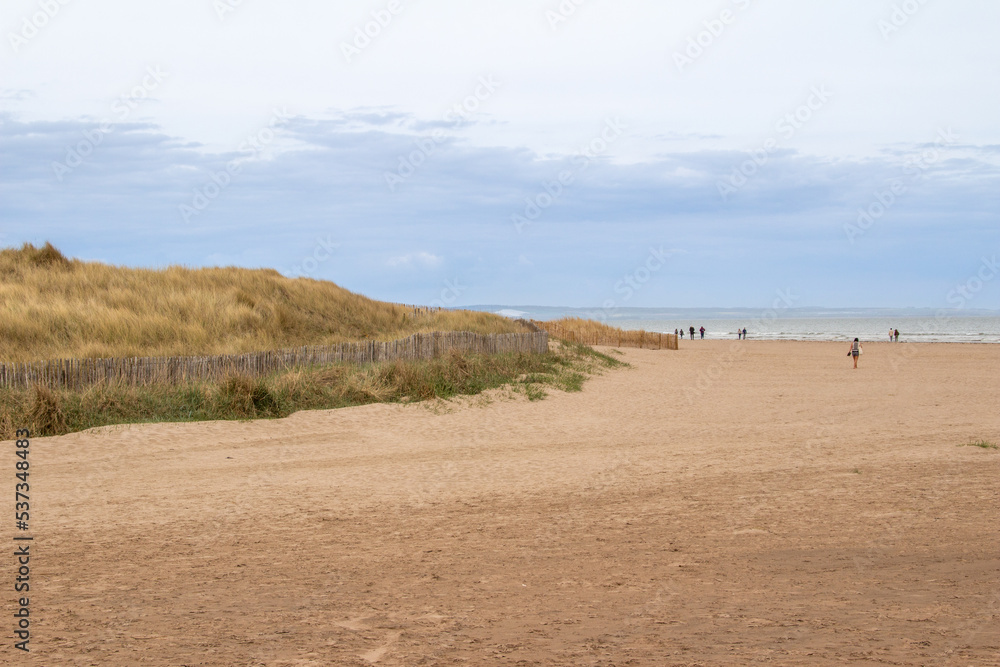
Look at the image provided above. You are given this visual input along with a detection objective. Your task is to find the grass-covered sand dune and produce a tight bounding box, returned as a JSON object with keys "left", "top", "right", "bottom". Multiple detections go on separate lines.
{"left": 0, "top": 243, "right": 628, "bottom": 438}
{"left": 0, "top": 243, "right": 521, "bottom": 363}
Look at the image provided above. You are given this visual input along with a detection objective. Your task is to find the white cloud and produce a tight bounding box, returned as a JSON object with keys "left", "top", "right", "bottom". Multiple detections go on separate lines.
{"left": 386, "top": 251, "right": 443, "bottom": 269}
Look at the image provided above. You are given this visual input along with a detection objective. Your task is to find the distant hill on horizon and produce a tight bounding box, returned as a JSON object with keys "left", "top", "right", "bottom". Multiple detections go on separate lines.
{"left": 467, "top": 305, "right": 1000, "bottom": 321}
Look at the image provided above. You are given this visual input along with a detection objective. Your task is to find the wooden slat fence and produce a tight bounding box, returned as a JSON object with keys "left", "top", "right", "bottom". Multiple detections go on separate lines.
{"left": 534, "top": 321, "right": 677, "bottom": 351}
{"left": 398, "top": 304, "right": 443, "bottom": 318}
{"left": 0, "top": 329, "right": 549, "bottom": 391}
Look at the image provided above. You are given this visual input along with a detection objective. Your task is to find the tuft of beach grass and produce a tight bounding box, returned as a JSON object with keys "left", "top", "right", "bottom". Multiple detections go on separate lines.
{"left": 960, "top": 439, "right": 998, "bottom": 450}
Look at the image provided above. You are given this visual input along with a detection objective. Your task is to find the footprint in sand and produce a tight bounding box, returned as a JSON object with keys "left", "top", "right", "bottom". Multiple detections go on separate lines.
{"left": 334, "top": 615, "right": 371, "bottom": 632}
{"left": 359, "top": 631, "right": 401, "bottom": 664}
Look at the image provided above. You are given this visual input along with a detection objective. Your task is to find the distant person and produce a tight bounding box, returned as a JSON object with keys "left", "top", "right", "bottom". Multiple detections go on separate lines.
{"left": 847, "top": 337, "right": 862, "bottom": 369}
{"left": 679, "top": 329, "right": 684, "bottom": 339}
{"left": 736, "top": 328, "right": 741, "bottom": 340}
{"left": 894, "top": 329, "right": 899, "bottom": 342}
{"left": 689, "top": 326, "right": 695, "bottom": 339}
{"left": 699, "top": 326, "right": 706, "bottom": 339}
{"left": 742, "top": 327, "right": 747, "bottom": 339}
{"left": 889, "top": 328, "right": 894, "bottom": 342}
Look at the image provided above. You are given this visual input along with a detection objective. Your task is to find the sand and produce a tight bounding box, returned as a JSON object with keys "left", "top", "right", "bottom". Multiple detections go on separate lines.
{"left": 11, "top": 341, "right": 1000, "bottom": 665}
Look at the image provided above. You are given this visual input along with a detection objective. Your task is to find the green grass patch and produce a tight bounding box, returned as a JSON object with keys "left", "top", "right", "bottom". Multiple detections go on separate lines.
{"left": 554, "top": 339, "right": 629, "bottom": 369}
{"left": 1, "top": 342, "right": 624, "bottom": 438}
{"left": 520, "top": 383, "right": 548, "bottom": 402}
{"left": 960, "top": 439, "right": 998, "bottom": 450}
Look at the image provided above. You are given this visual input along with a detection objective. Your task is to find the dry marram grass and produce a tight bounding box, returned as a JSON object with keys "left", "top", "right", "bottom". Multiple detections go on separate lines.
{"left": 537, "top": 317, "right": 676, "bottom": 349}
{"left": 0, "top": 243, "right": 521, "bottom": 362}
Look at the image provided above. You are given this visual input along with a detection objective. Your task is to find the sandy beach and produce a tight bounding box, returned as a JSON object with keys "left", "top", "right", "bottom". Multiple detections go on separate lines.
{"left": 14, "top": 341, "right": 1000, "bottom": 665}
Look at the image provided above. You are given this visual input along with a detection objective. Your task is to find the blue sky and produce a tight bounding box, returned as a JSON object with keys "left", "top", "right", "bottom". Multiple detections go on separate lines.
{"left": 2, "top": 0, "right": 998, "bottom": 309}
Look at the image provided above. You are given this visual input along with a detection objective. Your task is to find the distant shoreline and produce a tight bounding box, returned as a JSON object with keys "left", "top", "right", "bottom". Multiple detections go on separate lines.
{"left": 591, "top": 316, "right": 1000, "bottom": 345}
{"left": 476, "top": 307, "right": 1000, "bottom": 344}
{"left": 650, "top": 338, "right": 1000, "bottom": 345}
{"left": 472, "top": 306, "right": 1000, "bottom": 319}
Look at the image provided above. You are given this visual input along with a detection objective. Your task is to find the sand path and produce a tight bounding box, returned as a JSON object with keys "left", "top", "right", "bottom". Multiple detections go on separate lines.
{"left": 10, "top": 341, "right": 1000, "bottom": 665}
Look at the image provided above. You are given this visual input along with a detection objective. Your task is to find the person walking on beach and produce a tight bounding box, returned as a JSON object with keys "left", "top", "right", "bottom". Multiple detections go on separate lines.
{"left": 736, "top": 328, "right": 742, "bottom": 340}
{"left": 699, "top": 326, "right": 706, "bottom": 339}
{"left": 894, "top": 329, "right": 899, "bottom": 342}
{"left": 889, "top": 328, "right": 894, "bottom": 342}
{"left": 848, "top": 337, "right": 862, "bottom": 369}
{"left": 742, "top": 327, "right": 747, "bottom": 339}
{"left": 689, "top": 326, "right": 695, "bottom": 339}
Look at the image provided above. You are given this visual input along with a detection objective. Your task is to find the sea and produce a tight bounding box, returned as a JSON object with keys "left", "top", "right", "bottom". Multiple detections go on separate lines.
{"left": 466, "top": 306, "right": 1000, "bottom": 344}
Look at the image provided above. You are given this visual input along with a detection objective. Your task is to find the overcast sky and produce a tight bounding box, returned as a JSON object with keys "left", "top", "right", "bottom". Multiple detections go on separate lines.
{"left": 2, "top": 0, "right": 998, "bottom": 309}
